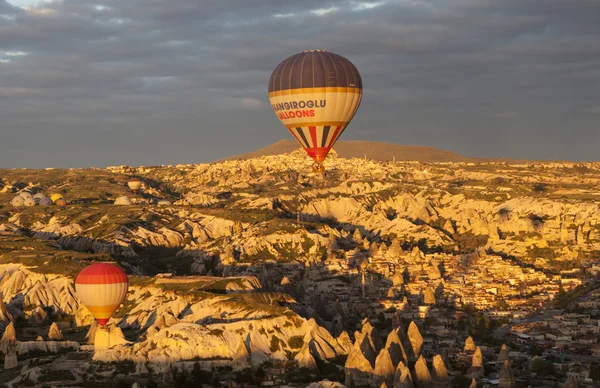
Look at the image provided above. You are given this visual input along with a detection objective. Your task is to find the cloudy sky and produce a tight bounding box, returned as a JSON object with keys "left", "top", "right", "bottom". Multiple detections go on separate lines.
{"left": 1, "top": 0, "right": 599, "bottom": 167}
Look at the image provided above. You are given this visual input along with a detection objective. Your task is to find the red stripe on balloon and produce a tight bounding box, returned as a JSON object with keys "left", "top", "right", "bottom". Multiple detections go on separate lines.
{"left": 75, "top": 263, "right": 128, "bottom": 285}
{"left": 308, "top": 126, "right": 317, "bottom": 148}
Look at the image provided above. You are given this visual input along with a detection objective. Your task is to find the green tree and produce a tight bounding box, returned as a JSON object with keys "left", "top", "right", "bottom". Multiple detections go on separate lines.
{"left": 530, "top": 358, "right": 555, "bottom": 376}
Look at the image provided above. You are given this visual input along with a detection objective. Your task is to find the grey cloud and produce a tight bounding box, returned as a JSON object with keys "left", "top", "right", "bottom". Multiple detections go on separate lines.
{"left": 1, "top": 0, "right": 600, "bottom": 167}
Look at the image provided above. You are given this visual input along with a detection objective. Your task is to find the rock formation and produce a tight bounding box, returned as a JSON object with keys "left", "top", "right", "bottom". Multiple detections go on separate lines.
{"left": 384, "top": 328, "right": 407, "bottom": 367}
{"left": 48, "top": 322, "right": 64, "bottom": 340}
{"left": 472, "top": 346, "right": 483, "bottom": 368}
{"left": 295, "top": 343, "right": 318, "bottom": 370}
{"left": 394, "top": 361, "right": 414, "bottom": 388}
{"left": 563, "top": 377, "right": 579, "bottom": 388}
{"left": 232, "top": 336, "right": 250, "bottom": 370}
{"left": 28, "top": 307, "right": 48, "bottom": 326}
{"left": 0, "top": 295, "right": 14, "bottom": 326}
{"left": 498, "top": 344, "right": 509, "bottom": 363}
{"left": 0, "top": 321, "right": 16, "bottom": 354}
{"left": 431, "top": 354, "right": 451, "bottom": 388}
{"left": 469, "top": 378, "right": 477, "bottom": 388}
{"left": 423, "top": 287, "right": 436, "bottom": 305}
{"left": 3, "top": 350, "right": 17, "bottom": 369}
{"left": 413, "top": 355, "right": 433, "bottom": 388}
{"left": 464, "top": 336, "right": 476, "bottom": 353}
{"left": 499, "top": 360, "right": 516, "bottom": 388}
{"left": 372, "top": 348, "right": 395, "bottom": 386}
{"left": 337, "top": 331, "right": 353, "bottom": 355}
{"left": 345, "top": 334, "right": 375, "bottom": 387}
{"left": 407, "top": 321, "right": 423, "bottom": 358}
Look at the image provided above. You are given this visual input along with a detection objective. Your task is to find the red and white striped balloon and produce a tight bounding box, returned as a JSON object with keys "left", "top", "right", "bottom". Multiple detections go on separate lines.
{"left": 75, "top": 263, "right": 129, "bottom": 327}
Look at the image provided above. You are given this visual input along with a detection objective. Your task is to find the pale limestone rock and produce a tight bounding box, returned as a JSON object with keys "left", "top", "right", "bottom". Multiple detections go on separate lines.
{"left": 472, "top": 346, "right": 483, "bottom": 368}
{"left": 387, "top": 288, "right": 396, "bottom": 299}
{"left": 307, "top": 381, "right": 346, "bottom": 388}
{"left": 413, "top": 355, "right": 433, "bottom": 388}
{"left": 407, "top": 321, "right": 423, "bottom": 357}
{"left": 432, "top": 354, "right": 451, "bottom": 388}
{"left": 295, "top": 342, "right": 318, "bottom": 370}
{"left": 16, "top": 340, "right": 78, "bottom": 355}
{"left": 232, "top": 337, "right": 249, "bottom": 370}
{"left": 384, "top": 328, "right": 407, "bottom": 367}
{"left": 372, "top": 348, "right": 395, "bottom": 386}
{"left": 464, "top": 336, "right": 476, "bottom": 353}
{"left": 84, "top": 321, "right": 99, "bottom": 344}
{"left": 136, "top": 362, "right": 150, "bottom": 374}
{"left": 246, "top": 333, "right": 270, "bottom": 366}
{"left": 337, "top": 331, "right": 353, "bottom": 355}
{"left": 0, "top": 296, "right": 13, "bottom": 324}
{"left": 108, "top": 325, "right": 129, "bottom": 347}
{"left": 48, "top": 322, "right": 63, "bottom": 340}
{"left": 423, "top": 287, "right": 436, "bottom": 305}
{"left": 28, "top": 307, "right": 48, "bottom": 326}
{"left": 3, "top": 350, "right": 17, "bottom": 369}
{"left": 345, "top": 335, "right": 374, "bottom": 387}
{"left": 498, "top": 344, "right": 509, "bottom": 363}
{"left": 393, "top": 361, "right": 414, "bottom": 388}
{"left": 1, "top": 321, "right": 16, "bottom": 353}
{"left": 499, "top": 360, "right": 516, "bottom": 388}
{"left": 94, "top": 327, "right": 110, "bottom": 352}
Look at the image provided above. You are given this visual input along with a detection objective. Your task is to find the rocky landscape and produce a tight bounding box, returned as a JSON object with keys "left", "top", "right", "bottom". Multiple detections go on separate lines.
{"left": 1, "top": 146, "right": 600, "bottom": 387}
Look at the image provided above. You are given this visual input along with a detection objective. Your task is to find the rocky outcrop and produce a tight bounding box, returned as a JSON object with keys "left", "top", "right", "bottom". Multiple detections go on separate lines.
{"left": 372, "top": 348, "right": 395, "bottom": 386}
{"left": 48, "top": 322, "right": 63, "bottom": 340}
{"left": 384, "top": 328, "right": 407, "bottom": 368}
{"left": 345, "top": 335, "right": 375, "bottom": 387}
{"left": 498, "top": 344, "right": 509, "bottom": 363}
{"left": 413, "top": 355, "right": 433, "bottom": 388}
{"left": 432, "top": 354, "right": 451, "bottom": 388}
{"left": 472, "top": 346, "right": 483, "bottom": 368}
{"left": 0, "top": 296, "right": 14, "bottom": 326}
{"left": 464, "top": 336, "right": 476, "bottom": 353}
{"left": 407, "top": 321, "right": 423, "bottom": 358}
{"left": 423, "top": 287, "right": 436, "bottom": 305}
{"left": 0, "top": 321, "right": 16, "bottom": 353}
{"left": 394, "top": 361, "right": 414, "bottom": 388}
{"left": 563, "top": 377, "right": 579, "bottom": 388}
{"left": 337, "top": 331, "right": 354, "bottom": 355}
{"left": 499, "top": 360, "right": 516, "bottom": 388}
{"left": 295, "top": 342, "right": 318, "bottom": 370}
{"left": 4, "top": 350, "right": 17, "bottom": 369}
{"left": 28, "top": 307, "right": 48, "bottom": 326}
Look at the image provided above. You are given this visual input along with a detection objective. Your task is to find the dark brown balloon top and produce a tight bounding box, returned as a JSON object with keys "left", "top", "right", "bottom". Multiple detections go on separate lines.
{"left": 268, "top": 50, "right": 362, "bottom": 93}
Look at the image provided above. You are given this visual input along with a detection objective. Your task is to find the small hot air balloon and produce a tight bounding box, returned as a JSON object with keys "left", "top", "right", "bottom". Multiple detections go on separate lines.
{"left": 127, "top": 178, "right": 142, "bottom": 194}
{"left": 51, "top": 194, "right": 64, "bottom": 203}
{"left": 268, "top": 50, "right": 362, "bottom": 173}
{"left": 11, "top": 196, "right": 24, "bottom": 207}
{"left": 75, "top": 263, "right": 129, "bottom": 327}
{"left": 39, "top": 197, "right": 53, "bottom": 206}
{"left": 55, "top": 199, "right": 67, "bottom": 207}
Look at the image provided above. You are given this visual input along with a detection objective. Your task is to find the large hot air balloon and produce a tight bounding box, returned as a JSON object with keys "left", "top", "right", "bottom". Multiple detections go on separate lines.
{"left": 75, "top": 263, "right": 129, "bottom": 327}
{"left": 268, "top": 50, "right": 362, "bottom": 173}
{"left": 127, "top": 178, "right": 142, "bottom": 194}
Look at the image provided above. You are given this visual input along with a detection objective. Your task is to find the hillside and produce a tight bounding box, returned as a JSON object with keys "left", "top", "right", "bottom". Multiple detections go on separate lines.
{"left": 221, "top": 139, "right": 474, "bottom": 163}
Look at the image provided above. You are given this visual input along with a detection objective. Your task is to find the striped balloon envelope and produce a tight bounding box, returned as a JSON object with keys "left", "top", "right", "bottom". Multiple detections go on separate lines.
{"left": 75, "top": 263, "right": 129, "bottom": 327}
{"left": 127, "top": 178, "right": 142, "bottom": 194}
{"left": 268, "top": 50, "right": 362, "bottom": 171}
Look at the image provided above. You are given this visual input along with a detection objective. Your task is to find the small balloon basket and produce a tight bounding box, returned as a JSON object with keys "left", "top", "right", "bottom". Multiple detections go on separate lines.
{"left": 312, "top": 163, "right": 326, "bottom": 174}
